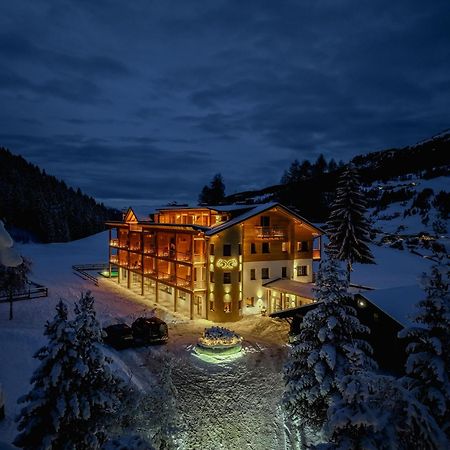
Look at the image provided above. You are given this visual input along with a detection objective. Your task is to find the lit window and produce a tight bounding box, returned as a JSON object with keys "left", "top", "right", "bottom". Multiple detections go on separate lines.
{"left": 224, "top": 303, "right": 231, "bottom": 313}
{"left": 282, "top": 242, "right": 288, "bottom": 252}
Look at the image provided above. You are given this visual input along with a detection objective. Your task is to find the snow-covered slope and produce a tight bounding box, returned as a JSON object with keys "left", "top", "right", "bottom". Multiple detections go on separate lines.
{"left": 367, "top": 173, "right": 448, "bottom": 257}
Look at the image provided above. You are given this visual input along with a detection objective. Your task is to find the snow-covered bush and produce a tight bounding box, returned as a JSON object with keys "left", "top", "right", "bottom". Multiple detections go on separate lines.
{"left": 198, "top": 326, "right": 242, "bottom": 347}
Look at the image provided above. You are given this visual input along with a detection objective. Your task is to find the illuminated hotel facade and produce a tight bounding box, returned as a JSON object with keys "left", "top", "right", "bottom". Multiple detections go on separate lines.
{"left": 106, "top": 202, "right": 323, "bottom": 322}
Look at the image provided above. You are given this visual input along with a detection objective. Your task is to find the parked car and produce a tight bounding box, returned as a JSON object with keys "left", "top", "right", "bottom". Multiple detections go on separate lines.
{"left": 103, "top": 323, "right": 134, "bottom": 350}
{"left": 131, "top": 317, "right": 168, "bottom": 345}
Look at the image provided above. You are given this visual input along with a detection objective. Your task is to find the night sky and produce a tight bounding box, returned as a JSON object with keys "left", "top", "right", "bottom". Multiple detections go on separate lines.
{"left": 1, "top": 1, "right": 449, "bottom": 208}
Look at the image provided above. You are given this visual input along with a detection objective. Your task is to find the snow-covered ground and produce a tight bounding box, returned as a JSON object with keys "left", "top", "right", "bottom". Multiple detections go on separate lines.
{"left": 0, "top": 230, "right": 438, "bottom": 448}
{"left": 0, "top": 232, "right": 293, "bottom": 449}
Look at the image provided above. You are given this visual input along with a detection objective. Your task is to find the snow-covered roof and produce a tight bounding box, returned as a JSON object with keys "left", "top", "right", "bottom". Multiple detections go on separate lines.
{"left": 205, "top": 202, "right": 325, "bottom": 236}
{"left": 360, "top": 285, "right": 423, "bottom": 327}
{"left": 154, "top": 204, "right": 253, "bottom": 213}
{"left": 262, "top": 279, "right": 315, "bottom": 299}
{"left": 205, "top": 204, "right": 254, "bottom": 212}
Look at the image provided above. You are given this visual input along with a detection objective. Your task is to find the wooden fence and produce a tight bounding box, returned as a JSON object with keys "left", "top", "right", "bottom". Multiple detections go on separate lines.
{"left": 0, "top": 282, "right": 48, "bottom": 303}
{"left": 72, "top": 263, "right": 109, "bottom": 286}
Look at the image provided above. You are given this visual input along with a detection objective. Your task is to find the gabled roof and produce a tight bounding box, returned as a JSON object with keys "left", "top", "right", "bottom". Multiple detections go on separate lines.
{"left": 124, "top": 208, "right": 139, "bottom": 223}
{"left": 205, "top": 202, "right": 325, "bottom": 236}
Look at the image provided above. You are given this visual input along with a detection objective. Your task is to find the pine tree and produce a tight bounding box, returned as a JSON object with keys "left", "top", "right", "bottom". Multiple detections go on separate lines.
{"left": 71, "top": 291, "right": 125, "bottom": 449}
{"left": 326, "top": 165, "right": 375, "bottom": 282}
{"left": 313, "top": 154, "right": 327, "bottom": 176}
{"left": 399, "top": 259, "right": 450, "bottom": 438}
{"left": 319, "top": 372, "right": 447, "bottom": 450}
{"left": 198, "top": 173, "right": 226, "bottom": 205}
{"left": 283, "top": 254, "right": 376, "bottom": 433}
{"left": 14, "top": 300, "right": 81, "bottom": 449}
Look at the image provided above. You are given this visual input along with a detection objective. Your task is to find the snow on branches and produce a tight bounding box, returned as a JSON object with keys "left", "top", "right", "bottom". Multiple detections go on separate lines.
{"left": 283, "top": 254, "right": 376, "bottom": 431}
{"left": 14, "top": 293, "right": 125, "bottom": 450}
{"left": 399, "top": 258, "right": 450, "bottom": 438}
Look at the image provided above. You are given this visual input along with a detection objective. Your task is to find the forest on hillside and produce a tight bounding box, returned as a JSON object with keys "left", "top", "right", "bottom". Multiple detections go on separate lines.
{"left": 223, "top": 132, "right": 450, "bottom": 222}
{"left": 0, "top": 147, "right": 121, "bottom": 243}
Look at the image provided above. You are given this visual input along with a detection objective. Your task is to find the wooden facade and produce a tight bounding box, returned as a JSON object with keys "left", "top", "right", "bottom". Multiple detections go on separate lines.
{"left": 106, "top": 203, "right": 323, "bottom": 322}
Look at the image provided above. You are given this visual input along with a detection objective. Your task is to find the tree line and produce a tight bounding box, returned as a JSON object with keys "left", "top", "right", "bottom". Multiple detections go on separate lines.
{"left": 0, "top": 147, "right": 121, "bottom": 243}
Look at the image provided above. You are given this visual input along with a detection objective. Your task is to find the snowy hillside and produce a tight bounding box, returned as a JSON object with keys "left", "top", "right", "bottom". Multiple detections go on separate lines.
{"left": 367, "top": 174, "right": 449, "bottom": 257}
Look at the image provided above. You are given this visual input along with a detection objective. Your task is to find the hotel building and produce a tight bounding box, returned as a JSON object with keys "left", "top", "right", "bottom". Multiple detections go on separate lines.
{"left": 106, "top": 202, "right": 323, "bottom": 322}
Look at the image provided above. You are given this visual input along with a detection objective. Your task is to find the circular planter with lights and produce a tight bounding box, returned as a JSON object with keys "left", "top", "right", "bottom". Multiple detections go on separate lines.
{"left": 194, "top": 326, "right": 243, "bottom": 357}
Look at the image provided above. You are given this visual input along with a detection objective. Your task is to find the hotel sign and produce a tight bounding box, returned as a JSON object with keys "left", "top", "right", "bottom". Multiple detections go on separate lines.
{"left": 216, "top": 258, "right": 238, "bottom": 269}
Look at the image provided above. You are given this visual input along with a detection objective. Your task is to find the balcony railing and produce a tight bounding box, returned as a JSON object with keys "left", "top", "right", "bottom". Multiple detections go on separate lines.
{"left": 143, "top": 246, "right": 156, "bottom": 255}
{"left": 193, "top": 254, "right": 206, "bottom": 264}
{"left": 194, "top": 280, "right": 207, "bottom": 290}
{"left": 110, "top": 239, "right": 127, "bottom": 249}
{"left": 175, "top": 251, "right": 191, "bottom": 262}
{"left": 255, "top": 226, "right": 287, "bottom": 240}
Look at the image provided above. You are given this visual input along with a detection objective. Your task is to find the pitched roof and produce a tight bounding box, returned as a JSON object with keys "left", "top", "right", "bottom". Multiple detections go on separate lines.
{"left": 360, "top": 285, "right": 423, "bottom": 327}
{"left": 205, "top": 202, "right": 325, "bottom": 236}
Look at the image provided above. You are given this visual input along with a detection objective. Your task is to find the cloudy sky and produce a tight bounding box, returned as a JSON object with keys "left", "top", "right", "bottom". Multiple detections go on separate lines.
{"left": 1, "top": 0, "right": 449, "bottom": 208}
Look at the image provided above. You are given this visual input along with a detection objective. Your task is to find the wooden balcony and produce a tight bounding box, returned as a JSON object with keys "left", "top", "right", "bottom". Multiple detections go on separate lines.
{"left": 255, "top": 226, "right": 287, "bottom": 240}
{"left": 110, "top": 239, "right": 127, "bottom": 249}
{"left": 194, "top": 280, "right": 207, "bottom": 290}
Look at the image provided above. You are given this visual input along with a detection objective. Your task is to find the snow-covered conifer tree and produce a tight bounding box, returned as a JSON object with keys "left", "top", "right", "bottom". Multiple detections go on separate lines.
{"left": 14, "top": 300, "right": 81, "bottom": 449}
{"left": 326, "top": 165, "right": 375, "bottom": 282}
{"left": 71, "top": 291, "right": 125, "bottom": 449}
{"left": 399, "top": 259, "right": 450, "bottom": 438}
{"left": 318, "top": 372, "right": 447, "bottom": 450}
{"left": 283, "top": 253, "right": 376, "bottom": 433}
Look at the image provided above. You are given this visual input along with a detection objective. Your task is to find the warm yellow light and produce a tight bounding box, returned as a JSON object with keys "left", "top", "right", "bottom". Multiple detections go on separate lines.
{"left": 216, "top": 258, "right": 238, "bottom": 269}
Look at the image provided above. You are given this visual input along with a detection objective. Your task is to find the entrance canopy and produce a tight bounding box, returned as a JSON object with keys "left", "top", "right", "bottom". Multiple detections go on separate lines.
{"left": 263, "top": 279, "right": 315, "bottom": 299}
